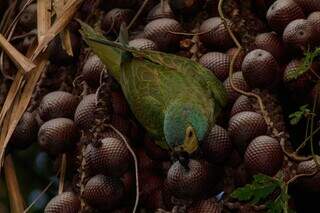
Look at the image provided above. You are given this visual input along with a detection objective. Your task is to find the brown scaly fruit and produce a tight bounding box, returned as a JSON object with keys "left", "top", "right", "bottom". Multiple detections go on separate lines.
{"left": 293, "top": 0, "right": 320, "bottom": 13}
{"left": 83, "top": 175, "right": 124, "bottom": 211}
{"left": 296, "top": 157, "right": 320, "bottom": 192}
{"left": 283, "top": 58, "right": 318, "bottom": 95}
{"left": 19, "top": 3, "right": 37, "bottom": 30}
{"left": 228, "top": 111, "right": 268, "bottom": 153}
{"left": 308, "top": 12, "right": 320, "bottom": 45}
{"left": 225, "top": 47, "right": 246, "bottom": 72}
{"left": 266, "top": 0, "right": 305, "bottom": 33}
{"left": 101, "top": 8, "right": 134, "bottom": 34}
{"left": 223, "top": 71, "right": 251, "bottom": 104}
{"left": 38, "top": 118, "right": 79, "bottom": 155}
{"left": 254, "top": 32, "right": 286, "bottom": 61}
{"left": 82, "top": 55, "right": 106, "bottom": 88}
{"left": 38, "top": 91, "right": 79, "bottom": 121}
{"left": 199, "top": 52, "right": 231, "bottom": 81}
{"left": 230, "top": 95, "right": 254, "bottom": 117}
{"left": 147, "top": 1, "right": 175, "bottom": 21}
{"left": 74, "top": 94, "right": 96, "bottom": 130}
{"left": 199, "top": 17, "right": 234, "bottom": 50}
{"left": 166, "top": 159, "right": 214, "bottom": 199}
{"left": 84, "top": 137, "right": 132, "bottom": 177}
{"left": 44, "top": 192, "right": 80, "bottom": 213}
{"left": 241, "top": 49, "right": 279, "bottom": 89}
{"left": 283, "top": 19, "right": 315, "bottom": 49}
{"left": 144, "top": 18, "right": 183, "bottom": 50}
{"left": 128, "top": 38, "right": 159, "bottom": 50}
{"left": 244, "top": 135, "right": 284, "bottom": 176}
{"left": 9, "top": 112, "right": 38, "bottom": 149}
{"left": 187, "top": 198, "right": 222, "bottom": 213}
{"left": 201, "top": 125, "right": 233, "bottom": 164}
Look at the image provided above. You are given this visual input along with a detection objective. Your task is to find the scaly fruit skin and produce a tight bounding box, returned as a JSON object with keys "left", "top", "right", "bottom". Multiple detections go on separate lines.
{"left": 82, "top": 55, "right": 106, "bottom": 88}
{"left": 10, "top": 112, "right": 38, "bottom": 149}
{"left": 230, "top": 95, "right": 254, "bottom": 117}
{"left": 283, "top": 19, "right": 315, "bottom": 49}
{"left": 297, "top": 157, "right": 320, "bottom": 192}
{"left": 241, "top": 49, "right": 279, "bottom": 88}
{"left": 166, "top": 159, "right": 214, "bottom": 199}
{"left": 223, "top": 72, "right": 251, "bottom": 104}
{"left": 74, "top": 94, "right": 96, "bottom": 130}
{"left": 244, "top": 135, "right": 283, "bottom": 176}
{"left": 199, "top": 17, "right": 234, "bottom": 50}
{"left": 199, "top": 52, "right": 231, "bottom": 81}
{"left": 187, "top": 199, "right": 221, "bottom": 213}
{"left": 201, "top": 125, "right": 232, "bottom": 164}
{"left": 38, "top": 91, "right": 79, "bottom": 121}
{"left": 101, "top": 9, "right": 134, "bottom": 34}
{"left": 254, "top": 32, "right": 286, "bottom": 61}
{"left": 225, "top": 48, "right": 245, "bottom": 72}
{"left": 83, "top": 175, "right": 124, "bottom": 211}
{"left": 81, "top": 22, "right": 227, "bottom": 153}
{"left": 308, "top": 12, "right": 320, "bottom": 44}
{"left": 144, "top": 18, "right": 183, "bottom": 50}
{"left": 228, "top": 111, "right": 268, "bottom": 153}
{"left": 84, "top": 137, "right": 132, "bottom": 177}
{"left": 293, "top": 0, "right": 320, "bottom": 13}
{"left": 128, "top": 38, "right": 159, "bottom": 51}
{"left": 44, "top": 192, "right": 80, "bottom": 213}
{"left": 38, "top": 118, "right": 79, "bottom": 155}
{"left": 266, "top": 0, "right": 305, "bottom": 33}
{"left": 147, "top": 1, "right": 175, "bottom": 21}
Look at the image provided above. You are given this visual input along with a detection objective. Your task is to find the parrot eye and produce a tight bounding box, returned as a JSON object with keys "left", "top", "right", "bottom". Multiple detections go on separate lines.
{"left": 188, "top": 130, "right": 193, "bottom": 138}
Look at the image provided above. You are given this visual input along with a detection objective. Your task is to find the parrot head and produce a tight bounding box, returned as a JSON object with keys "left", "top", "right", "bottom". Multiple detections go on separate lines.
{"left": 164, "top": 103, "right": 208, "bottom": 155}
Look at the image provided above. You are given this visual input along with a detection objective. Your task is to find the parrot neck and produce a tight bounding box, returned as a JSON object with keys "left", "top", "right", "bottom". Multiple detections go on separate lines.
{"left": 164, "top": 101, "right": 208, "bottom": 148}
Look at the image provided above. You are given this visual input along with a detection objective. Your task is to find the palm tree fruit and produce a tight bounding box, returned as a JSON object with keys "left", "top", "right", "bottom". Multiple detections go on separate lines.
{"left": 9, "top": 112, "right": 38, "bottom": 149}
{"left": 244, "top": 135, "right": 283, "bottom": 176}
{"left": 266, "top": 0, "right": 304, "bottom": 33}
{"left": 225, "top": 47, "right": 245, "bottom": 71}
{"left": 82, "top": 55, "right": 106, "bottom": 88}
{"left": 74, "top": 94, "right": 96, "bottom": 130}
{"left": 199, "top": 52, "right": 231, "bottom": 81}
{"left": 38, "top": 118, "right": 79, "bottom": 155}
{"left": 84, "top": 137, "right": 132, "bottom": 177}
{"left": 147, "top": 1, "right": 175, "bottom": 21}
{"left": 223, "top": 72, "right": 251, "bottom": 104}
{"left": 128, "top": 38, "right": 159, "bottom": 50}
{"left": 44, "top": 192, "right": 80, "bottom": 213}
{"left": 296, "top": 157, "right": 320, "bottom": 192}
{"left": 38, "top": 91, "right": 79, "bottom": 121}
{"left": 201, "top": 125, "right": 232, "bottom": 164}
{"left": 228, "top": 111, "right": 268, "bottom": 152}
{"left": 241, "top": 49, "right": 279, "bottom": 88}
{"left": 101, "top": 8, "right": 134, "bottom": 34}
{"left": 254, "top": 32, "right": 286, "bottom": 61}
{"left": 83, "top": 175, "right": 124, "bottom": 211}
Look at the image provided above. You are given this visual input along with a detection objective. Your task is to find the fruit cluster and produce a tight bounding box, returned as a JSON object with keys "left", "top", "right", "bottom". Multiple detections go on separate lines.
{"left": 2, "top": 0, "right": 320, "bottom": 212}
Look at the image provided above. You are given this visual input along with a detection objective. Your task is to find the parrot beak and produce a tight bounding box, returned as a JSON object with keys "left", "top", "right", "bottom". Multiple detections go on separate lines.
{"left": 175, "top": 126, "right": 199, "bottom": 154}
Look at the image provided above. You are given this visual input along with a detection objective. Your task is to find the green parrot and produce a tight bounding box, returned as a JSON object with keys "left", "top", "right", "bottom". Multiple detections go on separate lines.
{"left": 79, "top": 22, "right": 227, "bottom": 155}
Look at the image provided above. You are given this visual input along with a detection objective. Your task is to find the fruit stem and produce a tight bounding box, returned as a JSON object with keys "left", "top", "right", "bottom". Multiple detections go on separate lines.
{"left": 107, "top": 124, "right": 139, "bottom": 213}
{"left": 58, "top": 153, "right": 67, "bottom": 194}
{"left": 127, "top": 0, "right": 149, "bottom": 30}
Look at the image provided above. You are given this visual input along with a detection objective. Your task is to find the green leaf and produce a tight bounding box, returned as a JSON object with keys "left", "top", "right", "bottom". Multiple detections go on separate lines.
{"left": 231, "top": 174, "right": 279, "bottom": 204}
{"left": 289, "top": 104, "right": 310, "bottom": 125}
{"left": 231, "top": 174, "right": 295, "bottom": 213}
{"left": 286, "top": 47, "right": 320, "bottom": 80}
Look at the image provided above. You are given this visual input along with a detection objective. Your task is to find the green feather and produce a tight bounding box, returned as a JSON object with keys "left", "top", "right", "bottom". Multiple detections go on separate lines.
{"left": 79, "top": 21, "right": 227, "bottom": 151}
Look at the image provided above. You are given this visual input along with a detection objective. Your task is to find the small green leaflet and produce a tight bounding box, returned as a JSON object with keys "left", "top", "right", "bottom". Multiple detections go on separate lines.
{"left": 289, "top": 104, "right": 311, "bottom": 125}
{"left": 286, "top": 47, "right": 320, "bottom": 81}
{"left": 231, "top": 174, "right": 293, "bottom": 213}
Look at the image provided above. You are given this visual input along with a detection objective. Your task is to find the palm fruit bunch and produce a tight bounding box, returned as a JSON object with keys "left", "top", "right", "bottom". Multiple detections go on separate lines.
{"left": 2, "top": 0, "right": 320, "bottom": 212}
